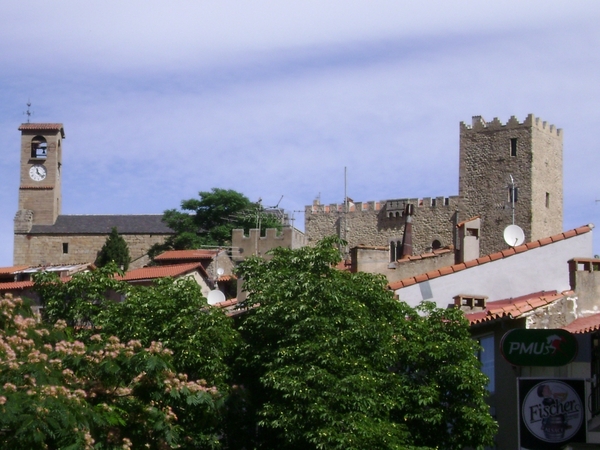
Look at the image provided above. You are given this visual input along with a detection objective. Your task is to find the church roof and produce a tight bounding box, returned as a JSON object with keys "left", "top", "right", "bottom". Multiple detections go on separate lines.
{"left": 19, "top": 123, "right": 65, "bottom": 137}
{"left": 29, "top": 215, "right": 173, "bottom": 235}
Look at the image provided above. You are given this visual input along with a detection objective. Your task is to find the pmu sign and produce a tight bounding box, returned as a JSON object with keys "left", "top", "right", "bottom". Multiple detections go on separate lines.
{"left": 501, "top": 329, "right": 578, "bottom": 366}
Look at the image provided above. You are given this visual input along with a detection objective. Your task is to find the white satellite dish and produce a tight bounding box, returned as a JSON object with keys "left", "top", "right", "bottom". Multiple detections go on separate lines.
{"left": 503, "top": 224, "right": 525, "bottom": 247}
{"left": 217, "top": 267, "right": 225, "bottom": 276}
{"left": 207, "top": 289, "right": 226, "bottom": 305}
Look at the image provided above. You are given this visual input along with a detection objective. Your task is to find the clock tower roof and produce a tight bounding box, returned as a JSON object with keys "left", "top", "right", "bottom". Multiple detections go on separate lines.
{"left": 18, "top": 123, "right": 64, "bottom": 137}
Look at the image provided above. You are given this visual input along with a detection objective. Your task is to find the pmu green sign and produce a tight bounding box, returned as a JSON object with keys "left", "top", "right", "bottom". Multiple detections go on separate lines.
{"left": 500, "top": 329, "right": 578, "bottom": 366}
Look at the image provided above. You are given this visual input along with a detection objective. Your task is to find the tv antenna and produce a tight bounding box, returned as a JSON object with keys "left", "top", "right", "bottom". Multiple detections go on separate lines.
{"left": 23, "top": 100, "right": 34, "bottom": 123}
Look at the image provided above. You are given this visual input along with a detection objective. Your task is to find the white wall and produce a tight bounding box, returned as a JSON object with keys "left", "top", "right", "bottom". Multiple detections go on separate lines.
{"left": 394, "top": 231, "right": 593, "bottom": 309}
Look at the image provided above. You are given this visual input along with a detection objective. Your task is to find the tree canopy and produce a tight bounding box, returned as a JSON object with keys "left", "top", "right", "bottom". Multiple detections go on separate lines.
{"left": 0, "top": 295, "right": 221, "bottom": 449}
{"left": 149, "top": 188, "right": 283, "bottom": 258}
{"left": 233, "top": 237, "right": 497, "bottom": 449}
{"left": 95, "top": 227, "right": 131, "bottom": 271}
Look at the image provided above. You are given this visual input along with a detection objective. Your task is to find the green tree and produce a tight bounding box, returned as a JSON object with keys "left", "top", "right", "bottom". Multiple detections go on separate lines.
{"left": 149, "top": 188, "right": 282, "bottom": 258}
{"left": 0, "top": 295, "right": 222, "bottom": 449}
{"left": 233, "top": 237, "right": 497, "bottom": 450}
{"left": 34, "top": 266, "right": 240, "bottom": 448}
{"left": 96, "top": 227, "right": 131, "bottom": 271}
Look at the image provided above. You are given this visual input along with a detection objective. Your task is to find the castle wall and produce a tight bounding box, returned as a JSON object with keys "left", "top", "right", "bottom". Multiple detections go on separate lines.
{"left": 232, "top": 227, "right": 307, "bottom": 261}
{"left": 305, "top": 197, "right": 459, "bottom": 255}
{"left": 14, "top": 233, "right": 169, "bottom": 269}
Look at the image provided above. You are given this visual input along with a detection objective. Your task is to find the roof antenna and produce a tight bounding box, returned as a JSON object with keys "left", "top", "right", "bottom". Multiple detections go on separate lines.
{"left": 23, "top": 100, "right": 34, "bottom": 123}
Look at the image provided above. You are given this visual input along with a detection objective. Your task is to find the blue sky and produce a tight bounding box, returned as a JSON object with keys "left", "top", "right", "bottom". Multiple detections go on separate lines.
{"left": 1, "top": 1, "right": 600, "bottom": 265}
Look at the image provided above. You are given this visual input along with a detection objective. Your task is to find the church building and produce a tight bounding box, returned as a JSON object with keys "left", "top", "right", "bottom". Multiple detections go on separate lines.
{"left": 13, "top": 123, "right": 173, "bottom": 269}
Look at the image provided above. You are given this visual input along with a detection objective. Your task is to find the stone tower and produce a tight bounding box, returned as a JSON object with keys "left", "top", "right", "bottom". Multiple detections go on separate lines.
{"left": 458, "top": 114, "right": 563, "bottom": 256}
{"left": 14, "top": 123, "right": 64, "bottom": 233}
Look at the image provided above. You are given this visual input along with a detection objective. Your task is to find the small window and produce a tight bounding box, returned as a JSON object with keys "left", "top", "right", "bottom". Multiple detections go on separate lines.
{"left": 431, "top": 239, "right": 442, "bottom": 250}
{"left": 509, "top": 187, "right": 518, "bottom": 203}
{"left": 62, "top": 243, "right": 69, "bottom": 254}
{"left": 31, "top": 136, "right": 48, "bottom": 159}
{"left": 546, "top": 192, "right": 550, "bottom": 208}
{"left": 510, "top": 138, "right": 518, "bottom": 157}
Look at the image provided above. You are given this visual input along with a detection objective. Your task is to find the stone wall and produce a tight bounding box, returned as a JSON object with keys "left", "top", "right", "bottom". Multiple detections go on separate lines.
{"left": 232, "top": 227, "right": 307, "bottom": 261}
{"left": 305, "top": 197, "right": 459, "bottom": 255}
{"left": 14, "top": 233, "right": 170, "bottom": 269}
{"left": 459, "top": 114, "right": 563, "bottom": 256}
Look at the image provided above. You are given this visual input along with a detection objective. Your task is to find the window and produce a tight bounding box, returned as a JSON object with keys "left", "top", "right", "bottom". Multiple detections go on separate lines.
{"left": 510, "top": 138, "right": 518, "bottom": 157}
{"left": 508, "top": 187, "right": 518, "bottom": 203}
{"left": 62, "top": 243, "right": 69, "bottom": 254}
{"left": 477, "top": 334, "right": 495, "bottom": 393}
{"left": 592, "top": 332, "right": 600, "bottom": 415}
{"left": 546, "top": 192, "right": 550, "bottom": 208}
{"left": 431, "top": 239, "right": 442, "bottom": 250}
{"left": 31, "top": 136, "right": 48, "bottom": 159}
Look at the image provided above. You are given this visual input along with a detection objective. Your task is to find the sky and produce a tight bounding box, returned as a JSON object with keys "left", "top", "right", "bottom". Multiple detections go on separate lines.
{"left": 1, "top": 1, "right": 600, "bottom": 266}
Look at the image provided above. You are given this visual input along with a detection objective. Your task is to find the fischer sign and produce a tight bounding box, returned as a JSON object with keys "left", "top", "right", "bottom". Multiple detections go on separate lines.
{"left": 519, "top": 379, "right": 586, "bottom": 449}
{"left": 500, "top": 329, "right": 578, "bottom": 366}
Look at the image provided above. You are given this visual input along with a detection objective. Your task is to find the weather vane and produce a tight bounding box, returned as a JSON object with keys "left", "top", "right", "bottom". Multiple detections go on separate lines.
{"left": 24, "top": 100, "right": 34, "bottom": 123}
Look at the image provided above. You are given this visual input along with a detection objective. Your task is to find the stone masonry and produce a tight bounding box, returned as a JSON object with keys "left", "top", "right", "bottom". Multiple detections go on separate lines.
{"left": 306, "top": 114, "right": 563, "bottom": 260}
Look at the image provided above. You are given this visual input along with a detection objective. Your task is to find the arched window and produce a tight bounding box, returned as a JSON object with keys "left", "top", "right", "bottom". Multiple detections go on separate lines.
{"left": 431, "top": 239, "right": 442, "bottom": 250}
{"left": 31, "top": 136, "right": 47, "bottom": 159}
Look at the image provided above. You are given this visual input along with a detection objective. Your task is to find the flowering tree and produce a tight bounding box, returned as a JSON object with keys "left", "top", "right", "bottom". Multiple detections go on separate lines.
{"left": 0, "top": 295, "right": 221, "bottom": 449}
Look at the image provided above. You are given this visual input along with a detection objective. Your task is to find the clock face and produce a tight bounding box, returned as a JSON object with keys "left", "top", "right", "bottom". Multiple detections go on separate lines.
{"left": 29, "top": 164, "right": 47, "bottom": 182}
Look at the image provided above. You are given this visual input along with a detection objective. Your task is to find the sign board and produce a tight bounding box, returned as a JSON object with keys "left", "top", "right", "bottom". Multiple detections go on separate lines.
{"left": 501, "top": 329, "right": 578, "bottom": 366}
{"left": 518, "top": 379, "right": 586, "bottom": 449}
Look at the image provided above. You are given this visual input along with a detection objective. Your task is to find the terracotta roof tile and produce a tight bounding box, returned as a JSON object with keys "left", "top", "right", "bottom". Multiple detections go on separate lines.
{"left": 562, "top": 314, "right": 600, "bottom": 334}
{"left": 19, "top": 123, "right": 63, "bottom": 131}
{"left": 456, "top": 216, "right": 480, "bottom": 228}
{"left": 0, "top": 281, "right": 34, "bottom": 291}
{"left": 466, "top": 290, "right": 562, "bottom": 325}
{"left": 501, "top": 248, "right": 516, "bottom": 257}
{"left": 119, "top": 263, "right": 206, "bottom": 281}
{"left": 0, "top": 265, "right": 30, "bottom": 275}
{"left": 488, "top": 252, "right": 503, "bottom": 261}
{"left": 401, "top": 278, "right": 417, "bottom": 287}
{"left": 387, "top": 225, "right": 593, "bottom": 291}
{"left": 154, "top": 249, "right": 219, "bottom": 261}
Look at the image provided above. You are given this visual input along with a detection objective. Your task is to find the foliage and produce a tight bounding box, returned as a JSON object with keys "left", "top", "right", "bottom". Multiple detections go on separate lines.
{"left": 233, "top": 237, "right": 497, "bottom": 450}
{"left": 34, "top": 265, "right": 240, "bottom": 448}
{"left": 0, "top": 295, "right": 221, "bottom": 449}
{"left": 35, "top": 265, "right": 238, "bottom": 388}
{"left": 95, "top": 227, "right": 131, "bottom": 271}
{"left": 149, "top": 188, "right": 283, "bottom": 258}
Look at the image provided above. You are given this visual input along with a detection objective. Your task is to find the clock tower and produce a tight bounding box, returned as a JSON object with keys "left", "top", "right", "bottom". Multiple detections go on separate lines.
{"left": 15, "top": 123, "right": 64, "bottom": 230}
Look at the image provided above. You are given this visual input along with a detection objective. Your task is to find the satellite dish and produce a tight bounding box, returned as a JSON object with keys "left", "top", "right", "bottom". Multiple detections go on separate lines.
{"left": 503, "top": 224, "right": 525, "bottom": 247}
{"left": 207, "top": 289, "right": 226, "bottom": 305}
{"left": 217, "top": 267, "right": 225, "bottom": 276}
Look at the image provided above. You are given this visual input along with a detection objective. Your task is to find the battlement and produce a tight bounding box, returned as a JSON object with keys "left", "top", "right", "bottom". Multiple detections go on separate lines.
{"left": 460, "top": 114, "right": 561, "bottom": 136}
{"left": 307, "top": 196, "right": 458, "bottom": 215}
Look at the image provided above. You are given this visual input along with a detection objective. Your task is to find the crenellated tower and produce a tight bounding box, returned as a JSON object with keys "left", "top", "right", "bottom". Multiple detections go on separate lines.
{"left": 458, "top": 114, "right": 563, "bottom": 256}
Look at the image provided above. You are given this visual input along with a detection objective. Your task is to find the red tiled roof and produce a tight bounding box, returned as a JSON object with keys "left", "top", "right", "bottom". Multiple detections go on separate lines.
{"left": 0, "top": 281, "right": 35, "bottom": 291}
{"left": 388, "top": 225, "right": 593, "bottom": 290}
{"left": 465, "top": 290, "right": 565, "bottom": 325}
{"left": 18, "top": 123, "right": 63, "bottom": 131}
{"left": 0, "top": 265, "right": 30, "bottom": 275}
{"left": 456, "top": 216, "right": 480, "bottom": 228}
{"left": 396, "top": 246, "right": 454, "bottom": 264}
{"left": 119, "top": 263, "right": 207, "bottom": 281}
{"left": 562, "top": 314, "right": 600, "bottom": 334}
{"left": 154, "top": 249, "right": 219, "bottom": 262}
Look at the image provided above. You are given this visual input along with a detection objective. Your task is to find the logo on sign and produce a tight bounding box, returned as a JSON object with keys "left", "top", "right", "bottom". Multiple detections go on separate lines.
{"left": 501, "top": 329, "right": 578, "bottom": 366}
{"left": 522, "top": 380, "right": 583, "bottom": 443}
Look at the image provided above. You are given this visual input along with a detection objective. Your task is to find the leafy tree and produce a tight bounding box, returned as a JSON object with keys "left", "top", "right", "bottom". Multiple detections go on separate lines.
{"left": 96, "top": 227, "right": 131, "bottom": 271}
{"left": 233, "top": 237, "right": 497, "bottom": 450}
{"left": 0, "top": 295, "right": 221, "bottom": 449}
{"left": 149, "top": 188, "right": 283, "bottom": 258}
{"left": 34, "top": 265, "right": 240, "bottom": 448}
